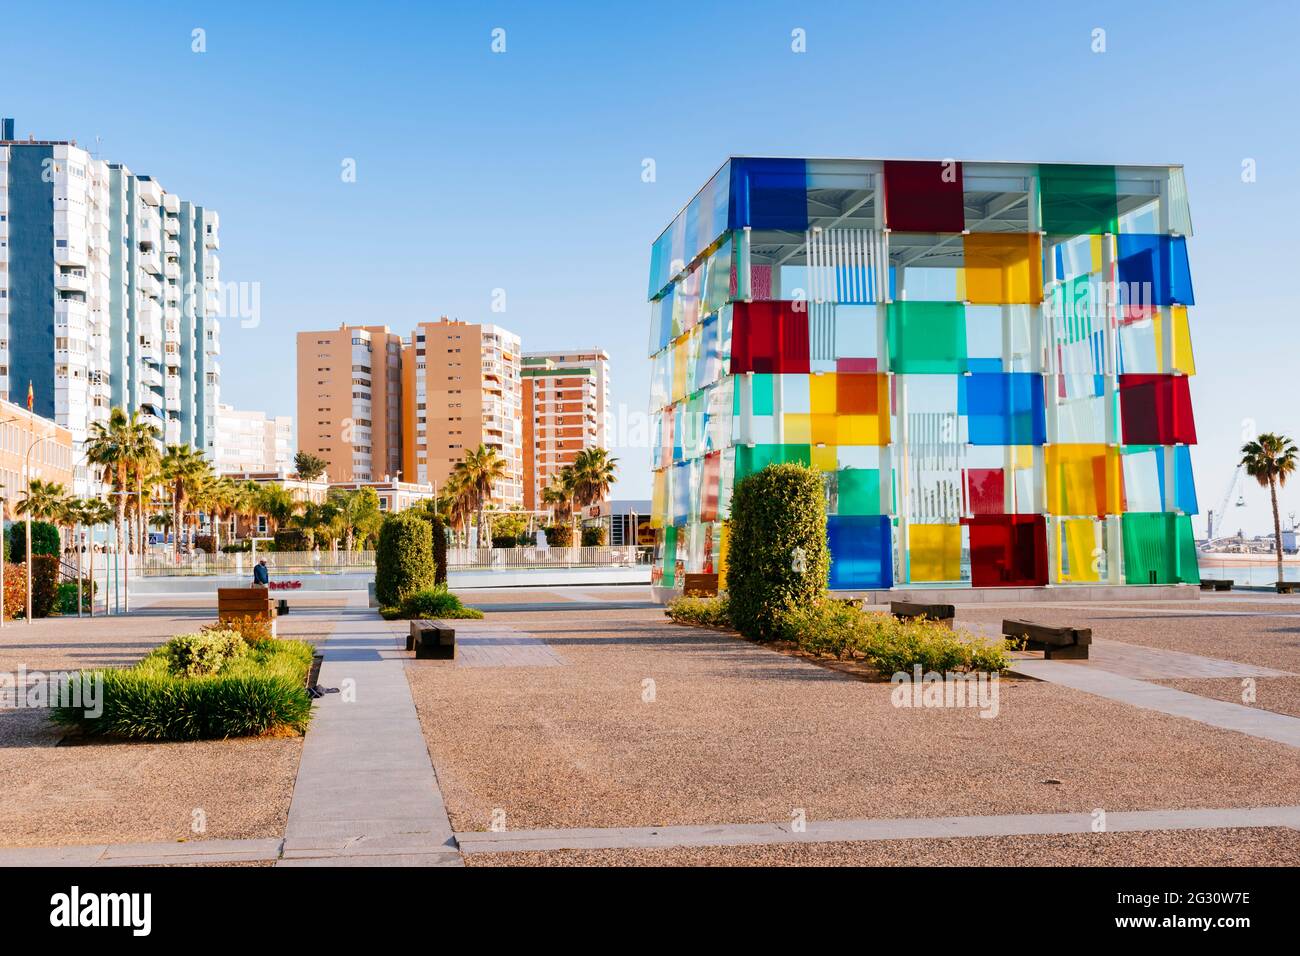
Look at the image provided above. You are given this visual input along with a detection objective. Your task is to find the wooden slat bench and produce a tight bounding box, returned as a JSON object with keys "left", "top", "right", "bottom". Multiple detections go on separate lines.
{"left": 683, "top": 572, "right": 719, "bottom": 597}
{"left": 1199, "top": 578, "right": 1233, "bottom": 592}
{"left": 217, "top": 587, "right": 277, "bottom": 635}
{"left": 891, "top": 601, "right": 955, "bottom": 627}
{"left": 409, "top": 620, "right": 455, "bottom": 660}
{"left": 1003, "top": 619, "right": 1091, "bottom": 660}
{"left": 1277, "top": 581, "right": 1300, "bottom": 594}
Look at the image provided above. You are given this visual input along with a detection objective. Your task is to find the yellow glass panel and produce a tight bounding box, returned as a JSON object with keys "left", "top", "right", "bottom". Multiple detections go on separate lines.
{"left": 1059, "top": 518, "right": 1101, "bottom": 582}
{"left": 810, "top": 413, "right": 838, "bottom": 445}
{"left": 1158, "top": 306, "right": 1196, "bottom": 375}
{"left": 811, "top": 444, "right": 838, "bottom": 471}
{"left": 718, "top": 523, "right": 729, "bottom": 591}
{"left": 963, "top": 233, "right": 1043, "bottom": 304}
{"left": 909, "top": 524, "right": 962, "bottom": 581}
{"left": 1045, "top": 444, "right": 1121, "bottom": 516}
{"left": 651, "top": 469, "right": 668, "bottom": 528}
{"left": 671, "top": 334, "right": 689, "bottom": 402}
{"left": 783, "top": 413, "right": 812, "bottom": 443}
{"left": 1011, "top": 444, "right": 1035, "bottom": 470}
{"left": 1089, "top": 235, "right": 1104, "bottom": 273}
{"left": 836, "top": 414, "right": 886, "bottom": 445}
{"left": 810, "top": 373, "right": 837, "bottom": 413}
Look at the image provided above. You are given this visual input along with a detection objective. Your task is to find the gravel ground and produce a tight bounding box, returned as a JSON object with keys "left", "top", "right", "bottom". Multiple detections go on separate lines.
{"left": 1156, "top": 676, "right": 1300, "bottom": 718}
{"left": 407, "top": 606, "right": 1300, "bottom": 833}
{"left": 466, "top": 826, "right": 1300, "bottom": 866}
{"left": 955, "top": 604, "right": 1300, "bottom": 673}
{"left": 0, "top": 708, "right": 303, "bottom": 847}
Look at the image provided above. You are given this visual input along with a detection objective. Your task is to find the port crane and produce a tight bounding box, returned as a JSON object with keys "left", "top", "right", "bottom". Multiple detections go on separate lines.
{"left": 1206, "top": 465, "right": 1247, "bottom": 540}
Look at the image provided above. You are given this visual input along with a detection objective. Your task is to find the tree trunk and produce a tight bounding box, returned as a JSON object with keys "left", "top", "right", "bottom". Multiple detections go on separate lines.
{"left": 1272, "top": 478, "right": 1284, "bottom": 584}
{"left": 174, "top": 486, "right": 184, "bottom": 559}
{"left": 136, "top": 475, "right": 145, "bottom": 559}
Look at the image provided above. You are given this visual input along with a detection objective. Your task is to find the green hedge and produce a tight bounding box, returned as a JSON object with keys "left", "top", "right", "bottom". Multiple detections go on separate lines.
{"left": 51, "top": 637, "right": 315, "bottom": 740}
{"left": 8, "top": 521, "right": 60, "bottom": 565}
{"left": 581, "top": 525, "right": 607, "bottom": 547}
{"left": 30, "top": 554, "right": 60, "bottom": 618}
{"left": 725, "top": 463, "right": 829, "bottom": 641}
{"left": 274, "top": 529, "right": 309, "bottom": 552}
{"left": 379, "top": 585, "right": 484, "bottom": 621}
{"left": 375, "top": 512, "right": 436, "bottom": 607}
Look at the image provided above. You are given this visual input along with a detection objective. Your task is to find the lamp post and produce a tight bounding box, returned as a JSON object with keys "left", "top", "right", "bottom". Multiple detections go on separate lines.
{"left": 23, "top": 432, "right": 63, "bottom": 624}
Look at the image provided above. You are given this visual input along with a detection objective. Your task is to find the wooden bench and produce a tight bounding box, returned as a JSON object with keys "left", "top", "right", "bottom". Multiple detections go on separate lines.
{"left": 683, "top": 572, "right": 719, "bottom": 597}
{"left": 217, "top": 587, "right": 277, "bottom": 636}
{"left": 891, "top": 601, "right": 955, "bottom": 627}
{"left": 1003, "top": 619, "right": 1092, "bottom": 660}
{"left": 408, "top": 620, "right": 455, "bottom": 660}
{"left": 1277, "top": 581, "right": 1300, "bottom": 594}
{"left": 1199, "top": 578, "right": 1233, "bottom": 592}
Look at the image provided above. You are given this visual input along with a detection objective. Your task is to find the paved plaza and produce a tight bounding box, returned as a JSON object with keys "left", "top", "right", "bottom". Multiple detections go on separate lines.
{"left": 3, "top": 587, "right": 1300, "bottom": 865}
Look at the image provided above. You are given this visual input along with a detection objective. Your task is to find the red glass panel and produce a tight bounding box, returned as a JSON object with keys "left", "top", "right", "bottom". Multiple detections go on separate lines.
{"left": 699, "top": 451, "right": 721, "bottom": 522}
{"left": 965, "top": 468, "right": 1005, "bottom": 515}
{"left": 883, "top": 160, "right": 965, "bottom": 233}
{"left": 1118, "top": 374, "right": 1196, "bottom": 445}
{"left": 967, "top": 514, "right": 1048, "bottom": 587}
{"left": 730, "top": 301, "right": 811, "bottom": 374}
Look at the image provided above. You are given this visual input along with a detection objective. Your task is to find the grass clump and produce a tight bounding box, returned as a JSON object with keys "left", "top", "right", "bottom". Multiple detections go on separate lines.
{"left": 52, "top": 637, "right": 316, "bottom": 740}
{"left": 379, "top": 585, "right": 484, "bottom": 621}
{"left": 664, "top": 595, "right": 731, "bottom": 628}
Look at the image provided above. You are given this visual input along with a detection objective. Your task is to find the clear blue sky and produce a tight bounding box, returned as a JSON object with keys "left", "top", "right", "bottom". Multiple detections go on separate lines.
{"left": 5, "top": 0, "right": 1297, "bottom": 533}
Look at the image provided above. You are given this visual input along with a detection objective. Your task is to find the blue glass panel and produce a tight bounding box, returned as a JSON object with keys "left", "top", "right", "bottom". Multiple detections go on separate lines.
{"left": 1117, "top": 234, "right": 1195, "bottom": 307}
{"left": 828, "top": 515, "right": 893, "bottom": 590}
{"left": 1155, "top": 445, "right": 1200, "bottom": 515}
{"left": 672, "top": 461, "right": 691, "bottom": 525}
{"left": 649, "top": 291, "right": 673, "bottom": 355}
{"left": 728, "top": 158, "right": 808, "bottom": 231}
{"left": 964, "top": 372, "right": 1046, "bottom": 445}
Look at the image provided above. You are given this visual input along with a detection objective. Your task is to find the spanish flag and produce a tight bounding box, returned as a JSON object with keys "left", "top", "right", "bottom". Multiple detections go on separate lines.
{"left": 26, "top": 380, "right": 33, "bottom": 411}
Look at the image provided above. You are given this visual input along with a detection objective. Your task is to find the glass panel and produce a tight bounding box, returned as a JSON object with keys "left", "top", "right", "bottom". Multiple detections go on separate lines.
{"left": 1045, "top": 444, "right": 1123, "bottom": 517}
{"left": 728, "top": 158, "right": 808, "bottom": 231}
{"left": 1121, "top": 512, "right": 1199, "bottom": 585}
{"left": 962, "top": 233, "right": 1043, "bottom": 305}
{"left": 828, "top": 515, "right": 894, "bottom": 589}
{"left": 964, "top": 467, "right": 1005, "bottom": 515}
{"left": 908, "top": 523, "right": 963, "bottom": 582}
{"left": 1039, "top": 163, "right": 1118, "bottom": 235}
{"left": 1056, "top": 517, "right": 1105, "bottom": 583}
{"left": 883, "top": 160, "right": 965, "bottom": 232}
{"left": 1117, "top": 234, "right": 1195, "bottom": 308}
{"left": 1118, "top": 374, "right": 1197, "bottom": 445}
{"left": 886, "top": 301, "right": 967, "bottom": 374}
{"left": 729, "top": 301, "right": 811, "bottom": 374}
{"left": 963, "top": 372, "right": 1046, "bottom": 446}
{"left": 734, "top": 443, "right": 812, "bottom": 483}
{"left": 968, "top": 514, "right": 1048, "bottom": 587}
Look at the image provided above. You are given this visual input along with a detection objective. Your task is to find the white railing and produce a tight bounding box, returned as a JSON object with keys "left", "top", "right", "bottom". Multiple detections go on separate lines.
{"left": 447, "top": 546, "right": 648, "bottom": 570}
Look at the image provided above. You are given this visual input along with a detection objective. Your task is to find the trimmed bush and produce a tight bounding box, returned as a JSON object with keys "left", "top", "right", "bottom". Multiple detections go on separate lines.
{"left": 665, "top": 595, "right": 731, "bottom": 628}
{"left": 3, "top": 563, "right": 26, "bottom": 619}
{"left": 193, "top": 534, "right": 216, "bottom": 554}
{"left": 542, "top": 524, "right": 572, "bottom": 547}
{"left": 51, "top": 638, "right": 315, "bottom": 740}
{"left": 375, "top": 512, "right": 436, "bottom": 607}
{"left": 163, "top": 630, "right": 248, "bottom": 678}
{"left": 581, "top": 525, "right": 607, "bottom": 547}
{"left": 30, "top": 554, "right": 60, "bottom": 618}
{"left": 380, "top": 585, "right": 484, "bottom": 621}
{"left": 274, "top": 529, "right": 309, "bottom": 552}
{"left": 8, "top": 521, "right": 60, "bottom": 565}
{"left": 726, "top": 463, "right": 829, "bottom": 641}
{"left": 55, "top": 579, "right": 95, "bottom": 615}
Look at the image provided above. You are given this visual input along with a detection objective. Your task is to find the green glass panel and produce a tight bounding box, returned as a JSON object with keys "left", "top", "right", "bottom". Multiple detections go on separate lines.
{"left": 734, "top": 443, "right": 812, "bottom": 483}
{"left": 752, "top": 373, "right": 775, "bottom": 415}
{"left": 886, "top": 301, "right": 967, "bottom": 374}
{"left": 1040, "top": 164, "right": 1118, "bottom": 235}
{"left": 662, "top": 526, "right": 678, "bottom": 588}
{"left": 837, "top": 468, "right": 881, "bottom": 515}
{"left": 1121, "top": 512, "right": 1198, "bottom": 585}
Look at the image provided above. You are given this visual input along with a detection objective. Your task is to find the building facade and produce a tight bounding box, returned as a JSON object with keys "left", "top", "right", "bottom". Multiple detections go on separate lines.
{"left": 0, "top": 118, "right": 221, "bottom": 471}
{"left": 521, "top": 349, "right": 609, "bottom": 511}
{"left": 214, "top": 402, "right": 293, "bottom": 475}
{"left": 0, "top": 397, "right": 75, "bottom": 520}
{"left": 296, "top": 324, "right": 404, "bottom": 483}
{"left": 647, "top": 157, "right": 1199, "bottom": 592}
{"left": 402, "top": 318, "right": 523, "bottom": 506}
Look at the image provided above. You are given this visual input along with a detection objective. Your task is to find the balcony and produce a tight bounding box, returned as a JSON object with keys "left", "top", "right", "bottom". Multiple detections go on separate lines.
{"left": 164, "top": 238, "right": 180, "bottom": 256}
{"left": 205, "top": 230, "right": 219, "bottom": 250}
{"left": 54, "top": 243, "right": 88, "bottom": 267}
{"left": 55, "top": 271, "right": 89, "bottom": 293}
{"left": 138, "top": 247, "right": 163, "bottom": 274}
{"left": 163, "top": 192, "right": 180, "bottom": 214}
{"left": 162, "top": 215, "right": 179, "bottom": 236}
{"left": 136, "top": 180, "right": 163, "bottom": 206}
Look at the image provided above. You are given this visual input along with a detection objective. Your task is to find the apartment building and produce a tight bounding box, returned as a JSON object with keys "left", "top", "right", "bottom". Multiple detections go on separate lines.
{"left": 296, "top": 324, "right": 403, "bottom": 483}
{"left": 0, "top": 397, "right": 75, "bottom": 519}
{"left": 214, "top": 402, "right": 293, "bottom": 474}
{"left": 521, "top": 349, "right": 610, "bottom": 511}
{"left": 0, "top": 117, "right": 221, "bottom": 482}
{"left": 402, "top": 318, "right": 523, "bottom": 506}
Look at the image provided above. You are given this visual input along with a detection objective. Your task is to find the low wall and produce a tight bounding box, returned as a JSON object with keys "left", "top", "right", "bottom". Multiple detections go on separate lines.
{"left": 651, "top": 583, "right": 1200, "bottom": 605}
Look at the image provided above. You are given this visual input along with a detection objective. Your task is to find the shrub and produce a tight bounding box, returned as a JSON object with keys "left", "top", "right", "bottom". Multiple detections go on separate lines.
{"left": 542, "top": 524, "right": 572, "bottom": 547}
{"left": 726, "top": 463, "right": 829, "bottom": 641}
{"left": 52, "top": 638, "right": 315, "bottom": 740}
{"left": 274, "top": 529, "right": 309, "bottom": 552}
{"left": 375, "top": 512, "right": 436, "bottom": 607}
{"left": 193, "top": 534, "right": 216, "bottom": 554}
{"left": 163, "top": 630, "right": 248, "bottom": 678}
{"left": 55, "top": 580, "right": 95, "bottom": 615}
{"left": 665, "top": 595, "right": 731, "bottom": 628}
{"left": 3, "top": 564, "right": 27, "bottom": 619}
{"left": 383, "top": 585, "right": 484, "bottom": 621}
{"left": 30, "top": 554, "right": 60, "bottom": 618}
{"left": 581, "top": 525, "right": 607, "bottom": 547}
{"left": 206, "top": 614, "right": 274, "bottom": 644}
{"left": 8, "top": 521, "right": 60, "bottom": 565}
{"left": 221, "top": 540, "right": 253, "bottom": 553}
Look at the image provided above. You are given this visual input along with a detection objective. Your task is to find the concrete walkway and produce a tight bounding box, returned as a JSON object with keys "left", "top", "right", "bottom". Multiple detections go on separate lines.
{"left": 277, "top": 602, "right": 461, "bottom": 867}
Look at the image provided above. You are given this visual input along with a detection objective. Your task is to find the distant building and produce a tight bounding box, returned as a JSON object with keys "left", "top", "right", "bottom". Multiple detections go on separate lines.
{"left": 214, "top": 403, "right": 292, "bottom": 475}
{"left": 521, "top": 349, "right": 610, "bottom": 512}
{"left": 0, "top": 398, "right": 75, "bottom": 519}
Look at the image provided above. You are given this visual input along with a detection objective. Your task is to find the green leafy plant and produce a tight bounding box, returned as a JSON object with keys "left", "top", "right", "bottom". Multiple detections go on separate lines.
{"left": 205, "top": 614, "right": 274, "bottom": 644}
{"left": 29, "top": 554, "right": 60, "bottom": 618}
{"left": 725, "top": 463, "right": 829, "bottom": 641}
{"left": 541, "top": 524, "right": 572, "bottom": 547}
{"left": 664, "top": 595, "right": 731, "bottom": 628}
{"left": 581, "top": 525, "right": 607, "bottom": 547}
{"left": 163, "top": 630, "right": 248, "bottom": 678}
{"left": 380, "top": 585, "right": 484, "bottom": 620}
{"left": 52, "top": 638, "right": 316, "bottom": 740}
{"left": 7, "top": 521, "right": 60, "bottom": 565}
{"left": 375, "top": 512, "right": 436, "bottom": 606}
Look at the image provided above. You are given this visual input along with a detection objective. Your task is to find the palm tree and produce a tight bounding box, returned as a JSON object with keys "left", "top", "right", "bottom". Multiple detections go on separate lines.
{"left": 80, "top": 498, "right": 115, "bottom": 615}
{"left": 159, "top": 444, "right": 212, "bottom": 557}
{"left": 205, "top": 476, "right": 236, "bottom": 552}
{"left": 128, "top": 419, "right": 161, "bottom": 556}
{"left": 541, "top": 471, "right": 574, "bottom": 526}
{"left": 1241, "top": 433, "right": 1298, "bottom": 584}
{"left": 86, "top": 408, "right": 151, "bottom": 567}
{"left": 328, "top": 486, "right": 383, "bottom": 551}
{"left": 294, "top": 451, "right": 329, "bottom": 482}
{"left": 566, "top": 447, "right": 619, "bottom": 544}
{"left": 257, "top": 483, "right": 298, "bottom": 535}
{"left": 234, "top": 479, "right": 263, "bottom": 540}
{"left": 17, "top": 478, "right": 69, "bottom": 522}
{"left": 453, "top": 444, "right": 507, "bottom": 548}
